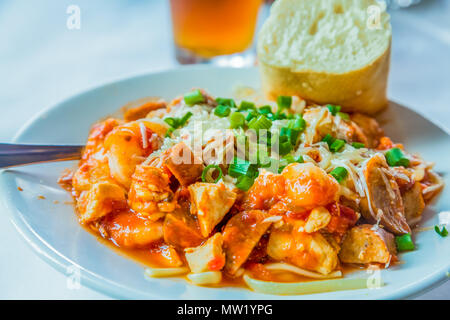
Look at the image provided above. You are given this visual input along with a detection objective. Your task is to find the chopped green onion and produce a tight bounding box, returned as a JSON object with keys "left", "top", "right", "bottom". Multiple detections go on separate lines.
{"left": 395, "top": 233, "right": 415, "bottom": 251}
{"left": 214, "top": 105, "right": 231, "bottom": 118}
{"left": 246, "top": 110, "right": 258, "bottom": 122}
{"left": 228, "top": 160, "right": 251, "bottom": 178}
{"left": 215, "top": 97, "right": 236, "bottom": 108}
{"left": 285, "top": 154, "right": 304, "bottom": 164}
{"left": 277, "top": 165, "right": 286, "bottom": 174}
{"left": 279, "top": 141, "right": 293, "bottom": 156}
{"left": 184, "top": 89, "right": 205, "bottom": 105}
{"left": 280, "top": 127, "right": 300, "bottom": 145}
{"left": 322, "top": 134, "right": 335, "bottom": 147}
{"left": 229, "top": 112, "right": 245, "bottom": 129}
{"left": 164, "top": 112, "right": 193, "bottom": 129}
{"left": 385, "top": 148, "right": 410, "bottom": 167}
{"left": 165, "top": 127, "right": 174, "bottom": 137}
{"left": 164, "top": 117, "right": 179, "bottom": 128}
{"left": 273, "top": 111, "right": 287, "bottom": 120}
{"left": 277, "top": 96, "right": 292, "bottom": 109}
{"left": 248, "top": 115, "right": 272, "bottom": 131}
{"left": 435, "top": 225, "right": 448, "bottom": 237}
{"left": 258, "top": 105, "right": 273, "bottom": 115}
{"left": 278, "top": 155, "right": 304, "bottom": 173}
{"left": 330, "top": 167, "right": 348, "bottom": 183}
{"left": 179, "top": 111, "right": 193, "bottom": 126}
{"left": 228, "top": 157, "right": 259, "bottom": 179}
{"left": 330, "top": 139, "right": 346, "bottom": 152}
{"left": 287, "top": 115, "right": 306, "bottom": 132}
{"left": 201, "top": 164, "right": 223, "bottom": 183}
{"left": 336, "top": 111, "right": 350, "bottom": 120}
{"left": 352, "top": 142, "right": 366, "bottom": 149}
{"left": 236, "top": 175, "right": 255, "bottom": 191}
{"left": 238, "top": 100, "right": 256, "bottom": 111}
{"left": 326, "top": 104, "right": 341, "bottom": 116}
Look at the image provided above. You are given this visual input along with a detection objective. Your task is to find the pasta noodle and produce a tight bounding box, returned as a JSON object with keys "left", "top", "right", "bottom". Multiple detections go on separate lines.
{"left": 243, "top": 274, "right": 368, "bottom": 295}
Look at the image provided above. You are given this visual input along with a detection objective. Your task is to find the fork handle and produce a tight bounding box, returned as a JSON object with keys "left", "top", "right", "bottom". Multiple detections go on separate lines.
{"left": 0, "top": 143, "right": 84, "bottom": 168}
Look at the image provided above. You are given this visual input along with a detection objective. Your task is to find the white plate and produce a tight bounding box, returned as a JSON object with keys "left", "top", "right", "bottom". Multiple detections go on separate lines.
{"left": 1, "top": 66, "right": 449, "bottom": 299}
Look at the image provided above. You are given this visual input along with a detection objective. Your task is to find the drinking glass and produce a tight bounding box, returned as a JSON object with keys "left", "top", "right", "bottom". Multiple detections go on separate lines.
{"left": 169, "top": 0, "right": 263, "bottom": 66}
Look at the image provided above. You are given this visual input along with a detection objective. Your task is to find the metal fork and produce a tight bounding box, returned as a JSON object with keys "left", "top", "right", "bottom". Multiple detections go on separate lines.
{"left": 0, "top": 143, "right": 84, "bottom": 168}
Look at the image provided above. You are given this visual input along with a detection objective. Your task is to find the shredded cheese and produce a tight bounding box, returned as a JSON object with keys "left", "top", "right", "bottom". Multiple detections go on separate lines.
{"left": 139, "top": 122, "right": 148, "bottom": 149}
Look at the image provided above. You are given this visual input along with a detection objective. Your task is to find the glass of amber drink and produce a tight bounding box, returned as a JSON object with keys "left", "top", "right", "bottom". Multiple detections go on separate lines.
{"left": 169, "top": 0, "right": 263, "bottom": 66}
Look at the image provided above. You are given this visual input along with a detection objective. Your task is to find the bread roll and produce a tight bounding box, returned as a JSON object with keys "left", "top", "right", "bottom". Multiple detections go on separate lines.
{"left": 257, "top": 0, "right": 392, "bottom": 114}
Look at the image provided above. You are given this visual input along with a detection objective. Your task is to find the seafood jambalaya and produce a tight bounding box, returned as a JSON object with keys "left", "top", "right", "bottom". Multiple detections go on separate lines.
{"left": 60, "top": 89, "right": 443, "bottom": 294}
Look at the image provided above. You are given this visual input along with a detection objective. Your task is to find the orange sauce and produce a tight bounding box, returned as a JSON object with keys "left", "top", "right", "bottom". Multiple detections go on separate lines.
{"left": 81, "top": 221, "right": 363, "bottom": 289}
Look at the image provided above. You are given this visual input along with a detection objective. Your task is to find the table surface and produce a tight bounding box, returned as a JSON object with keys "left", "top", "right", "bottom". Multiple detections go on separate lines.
{"left": 0, "top": 0, "right": 449, "bottom": 299}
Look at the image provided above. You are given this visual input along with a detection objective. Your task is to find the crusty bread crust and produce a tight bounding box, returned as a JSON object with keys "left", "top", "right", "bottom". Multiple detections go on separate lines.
{"left": 260, "top": 44, "right": 390, "bottom": 115}
{"left": 258, "top": 0, "right": 391, "bottom": 115}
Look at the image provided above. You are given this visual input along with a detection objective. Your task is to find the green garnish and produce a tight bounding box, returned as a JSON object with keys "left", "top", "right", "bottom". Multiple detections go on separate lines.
{"left": 179, "top": 111, "right": 193, "bottom": 126}
{"left": 236, "top": 175, "right": 255, "bottom": 191}
{"left": 284, "top": 154, "right": 304, "bottom": 164}
{"left": 280, "top": 127, "right": 300, "bottom": 145}
{"left": 229, "top": 112, "right": 245, "bottom": 129}
{"left": 246, "top": 110, "right": 258, "bottom": 122}
{"left": 435, "top": 225, "right": 449, "bottom": 237}
{"left": 214, "top": 105, "right": 231, "bottom": 118}
{"left": 163, "top": 117, "right": 178, "bottom": 128}
{"left": 238, "top": 101, "right": 256, "bottom": 111}
{"left": 326, "top": 104, "right": 341, "bottom": 116}
{"left": 248, "top": 115, "right": 272, "bottom": 131}
{"left": 273, "top": 111, "right": 287, "bottom": 120}
{"left": 215, "top": 97, "right": 236, "bottom": 108}
{"left": 228, "top": 157, "right": 259, "bottom": 191}
{"left": 165, "top": 127, "right": 175, "bottom": 138}
{"left": 322, "top": 134, "right": 335, "bottom": 147}
{"left": 330, "top": 167, "right": 348, "bottom": 183}
{"left": 258, "top": 105, "right": 273, "bottom": 115}
{"left": 395, "top": 233, "right": 415, "bottom": 251}
{"left": 286, "top": 115, "right": 306, "bottom": 132}
{"left": 184, "top": 89, "right": 205, "bottom": 105}
{"left": 228, "top": 157, "right": 258, "bottom": 178}
{"left": 352, "top": 142, "right": 366, "bottom": 149}
{"left": 278, "top": 155, "right": 304, "bottom": 173}
{"left": 201, "top": 165, "right": 223, "bottom": 183}
{"left": 163, "top": 112, "right": 193, "bottom": 129}
{"left": 277, "top": 96, "right": 292, "bottom": 110}
{"left": 278, "top": 140, "right": 293, "bottom": 156}
{"left": 330, "top": 139, "right": 346, "bottom": 152}
{"left": 336, "top": 111, "right": 350, "bottom": 120}
{"left": 385, "top": 148, "right": 410, "bottom": 167}
{"left": 322, "top": 134, "right": 346, "bottom": 152}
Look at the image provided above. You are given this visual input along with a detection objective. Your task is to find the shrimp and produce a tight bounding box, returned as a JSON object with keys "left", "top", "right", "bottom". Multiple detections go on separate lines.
{"left": 243, "top": 164, "right": 339, "bottom": 213}
{"left": 100, "top": 210, "right": 164, "bottom": 248}
{"left": 72, "top": 118, "right": 121, "bottom": 192}
{"left": 104, "top": 120, "right": 163, "bottom": 189}
{"left": 242, "top": 171, "right": 286, "bottom": 210}
{"left": 281, "top": 162, "right": 339, "bottom": 209}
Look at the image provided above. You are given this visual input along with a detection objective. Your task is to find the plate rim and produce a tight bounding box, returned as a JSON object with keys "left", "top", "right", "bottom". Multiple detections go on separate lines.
{"left": 3, "top": 65, "right": 449, "bottom": 300}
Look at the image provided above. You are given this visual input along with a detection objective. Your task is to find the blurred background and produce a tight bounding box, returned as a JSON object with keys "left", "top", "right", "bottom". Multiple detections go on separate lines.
{"left": 0, "top": 0, "right": 449, "bottom": 299}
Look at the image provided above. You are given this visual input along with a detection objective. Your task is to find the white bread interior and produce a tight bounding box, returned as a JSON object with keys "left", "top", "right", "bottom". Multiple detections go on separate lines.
{"left": 257, "top": 0, "right": 392, "bottom": 114}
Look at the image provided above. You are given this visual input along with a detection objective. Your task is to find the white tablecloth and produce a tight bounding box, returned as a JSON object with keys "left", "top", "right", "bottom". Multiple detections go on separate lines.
{"left": 0, "top": 0, "right": 448, "bottom": 299}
